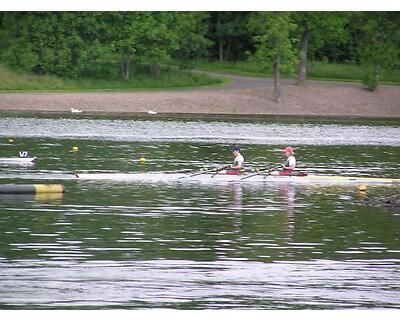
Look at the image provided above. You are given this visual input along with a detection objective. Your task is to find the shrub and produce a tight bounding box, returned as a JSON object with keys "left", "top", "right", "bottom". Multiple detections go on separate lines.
{"left": 362, "top": 66, "right": 378, "bottom": 91}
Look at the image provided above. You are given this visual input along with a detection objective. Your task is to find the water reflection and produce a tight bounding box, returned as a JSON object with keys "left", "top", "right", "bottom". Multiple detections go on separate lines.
{"left": 278, "top": 184, "right": 296, "bottom": 237}
{"left": 226, "top": 183, "right": 243, "bottom": 207}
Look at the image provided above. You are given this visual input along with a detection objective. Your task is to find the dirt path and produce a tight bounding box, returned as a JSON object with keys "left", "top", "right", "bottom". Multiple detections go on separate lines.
{"left": 0, "top": 72, "right": 399, "bottom": 118}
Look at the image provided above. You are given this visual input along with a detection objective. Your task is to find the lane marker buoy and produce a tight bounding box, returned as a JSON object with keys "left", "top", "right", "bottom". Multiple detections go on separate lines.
{"left": 358, "top": 184, "right": 367, "bottom": 192}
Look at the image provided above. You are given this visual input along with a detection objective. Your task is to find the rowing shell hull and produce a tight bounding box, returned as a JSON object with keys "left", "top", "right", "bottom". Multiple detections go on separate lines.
{"left": 0, "top": 157, "right": 36, "bottom": 164}
{"left": 75, "top": 173, "right": 400, "bottom": 185}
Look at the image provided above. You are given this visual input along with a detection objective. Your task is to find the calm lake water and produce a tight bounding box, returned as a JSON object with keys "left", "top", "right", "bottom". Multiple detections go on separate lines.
{"left": 0, "top": 113, "right": 399, "bottom": 309}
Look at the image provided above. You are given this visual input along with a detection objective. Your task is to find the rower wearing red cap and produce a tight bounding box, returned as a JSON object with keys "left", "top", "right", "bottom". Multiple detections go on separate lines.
{"left": 271, "top": 146, "right": 296, "bottom": 176}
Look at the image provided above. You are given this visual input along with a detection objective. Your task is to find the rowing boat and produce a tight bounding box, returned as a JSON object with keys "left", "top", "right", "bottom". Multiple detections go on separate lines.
{"left": 75, "top": 172, "right": 400, "bottom": 185}
{"left": 0, "top": 157, "right": 37, "bottom": 164}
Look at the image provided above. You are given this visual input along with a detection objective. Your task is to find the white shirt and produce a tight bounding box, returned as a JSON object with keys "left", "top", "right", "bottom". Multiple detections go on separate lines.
{"left": 287, "top": 155, "right": 296, "bottom": 168}
{"left": 233, "top": 154, "right": 244, "bottom": 167}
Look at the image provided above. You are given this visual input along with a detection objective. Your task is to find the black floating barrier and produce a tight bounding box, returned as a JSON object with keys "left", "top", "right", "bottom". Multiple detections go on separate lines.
{"left": 0, "top": 184, "right": 65, "bottom": 194}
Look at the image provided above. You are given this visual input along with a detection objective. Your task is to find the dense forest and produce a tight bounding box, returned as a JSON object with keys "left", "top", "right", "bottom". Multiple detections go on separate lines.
{"left": 0, "top": 12, "right": 399, "bottom": 97}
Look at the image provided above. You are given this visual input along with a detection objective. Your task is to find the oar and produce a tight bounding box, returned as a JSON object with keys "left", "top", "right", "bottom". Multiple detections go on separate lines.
{"left": 178, "top": 166, "right": 220, "bottom": 179}
{"left": 240, "top": 165, "right": 280, "bottom": 181}
{"left": 164, "top": 168, "right": 195, "bottom": 174}
{"left": 211, "top": 165, "right": 230, "bottom": 178}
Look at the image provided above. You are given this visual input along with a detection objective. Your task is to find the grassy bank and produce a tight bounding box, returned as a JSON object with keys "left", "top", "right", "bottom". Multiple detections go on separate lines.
{"left": 189, "top": 59, "right": 400, "bottom": 84}
{"left": 0, "top": 64, "right": 225, "bottom": 92}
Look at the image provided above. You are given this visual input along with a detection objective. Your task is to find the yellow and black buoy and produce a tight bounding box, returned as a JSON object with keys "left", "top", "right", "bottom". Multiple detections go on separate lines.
{"left": 71, "top": 146, "right": 79, "bottom": 152}
{"left": 8, "top": 138, "right": 14, "bottom": 144}
{"left": 0, "top": 184, "right": 65, "bottom": 194}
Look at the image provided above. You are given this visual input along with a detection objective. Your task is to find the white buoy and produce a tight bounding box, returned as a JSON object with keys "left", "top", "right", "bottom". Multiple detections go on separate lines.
{"left": 71, "top": 108, "right": 82, "bottom": 113}
{"left": 147, "top": 110, "right": 157, "bottom": 115}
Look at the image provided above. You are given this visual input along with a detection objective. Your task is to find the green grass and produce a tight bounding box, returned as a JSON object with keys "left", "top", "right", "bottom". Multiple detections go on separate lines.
{"left": 0, "top": 64, "right": 225, "bottom": 92}
{"left": 188, "top": 59, "right": 274, "bottom": 77}
{"left": 189, "top": 59, "right": 400, "bottom": 84}
{"left": 307, "top": 61, "right": 400, "bottom": 83}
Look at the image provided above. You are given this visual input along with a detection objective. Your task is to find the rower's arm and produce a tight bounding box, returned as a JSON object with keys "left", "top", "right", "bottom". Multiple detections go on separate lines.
{"left": 231, "top": 160, "right": 244, "bottom": 169}
{"left": 282, "top": 157, "right": 296, "bottom": 170}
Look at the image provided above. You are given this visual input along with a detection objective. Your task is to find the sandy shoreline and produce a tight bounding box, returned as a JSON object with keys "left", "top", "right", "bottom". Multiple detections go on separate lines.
{"left": 1, "top": 73, "right": 399, "bottom": 118}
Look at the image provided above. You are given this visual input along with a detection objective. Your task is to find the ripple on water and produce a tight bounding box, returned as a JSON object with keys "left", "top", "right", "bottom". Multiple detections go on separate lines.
{"left": 0, "top": 259, "right": 399, "bottom": 308}
{"left": 1, "top": 117, "right": 400, "bottom": 146}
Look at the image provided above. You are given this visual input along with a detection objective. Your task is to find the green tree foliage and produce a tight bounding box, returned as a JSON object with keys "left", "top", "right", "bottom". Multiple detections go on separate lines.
{"left": 291, "top": 12, "right": 350, "bottom": 85}
{"left": 0, "top": 11, "right": 398, "bottom": 86}
{"left": 0, "top": 12, "right": 38, "bottom": 72}
{"left": 354, "top": 12, "right": 400, "bottom": 90}
{"left": 0, "top": 12, "right": 113, "bottom": 78}
{"left": 174, "top": 12, "right": 212, "bottom": 69}
{"left": 137, "top": 12, "right": 180, "bottom": 77}
{"left": 249, "top": 12, "right": 298, "bottom": 103}
{"left": 208, "top": 12, "right": 253, "bottom": 61}
{"left": 0, "top": 12, "right": 210, "bottom": 80}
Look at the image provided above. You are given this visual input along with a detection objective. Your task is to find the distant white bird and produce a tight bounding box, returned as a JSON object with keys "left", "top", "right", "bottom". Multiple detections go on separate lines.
{"left": 147, "top": 110, "right": 157, "bottom": 115}
{"left": 71, "top": 108, "right": 82, "bottom": 113}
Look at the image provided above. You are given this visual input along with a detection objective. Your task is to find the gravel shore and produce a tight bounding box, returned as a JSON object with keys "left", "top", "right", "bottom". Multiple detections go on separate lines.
{"left": 0, "top": 73, "right": 399, "bottom": 118}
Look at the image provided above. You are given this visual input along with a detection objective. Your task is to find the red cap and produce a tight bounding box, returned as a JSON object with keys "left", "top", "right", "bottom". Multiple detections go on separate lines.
{"left": 283, "top": 146, "right": 294, "bottom": 153}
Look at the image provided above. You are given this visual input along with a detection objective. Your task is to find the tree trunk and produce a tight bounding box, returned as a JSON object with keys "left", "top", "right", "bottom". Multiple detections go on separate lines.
{"left": 71, "top": 45, "right": 78, "bottom": 66}
{"left": 226, "top": 43, "right": 231, "bottom": 61}
{"left": 273, "top": 53, "right": 282, "bottom": 104}
{"left": 375, "top": 64, "right": 381, "bottom": 83}
{"left": 151, "top": 63, "right": 161, "bottom": 77}
{"left": 219, "top": 39, "right": 224, "bottom": 62}
{"left": 122, "top": 55, "right": 130, "bottom": 81}
{"left": 297, "top": 30, "right": 310, "bottom": 85}
{"left": 217, "top": 12, "right": 224, "bottom": 62}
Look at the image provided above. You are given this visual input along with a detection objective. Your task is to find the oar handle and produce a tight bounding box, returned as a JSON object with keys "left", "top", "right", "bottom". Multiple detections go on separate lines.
{"left": 262, "top": 166, "right": 281, "bottom": 179}
{"left": 211, "top": 165, "right": 230, "bottom": 178}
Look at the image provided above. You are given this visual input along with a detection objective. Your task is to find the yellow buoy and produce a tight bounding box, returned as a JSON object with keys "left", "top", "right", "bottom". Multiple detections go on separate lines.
{"left": 358, "top": 184, "right": 367, "bottom": 192}
{"left": 71, "top": 146, "right": 79, "bottom": 152}
{"left": 8, "top": 139, "right": 14, "bottom": 143}
{"left": 35, "top": 184, "right": 65, "bottom": 193}
{"left": 139, "top": 157, "right": 146, "bottom": 163}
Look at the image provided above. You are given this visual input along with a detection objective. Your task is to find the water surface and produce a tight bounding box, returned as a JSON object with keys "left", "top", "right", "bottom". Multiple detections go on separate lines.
{"left": 0, "top": 114, "right": 399, "bottom": 309}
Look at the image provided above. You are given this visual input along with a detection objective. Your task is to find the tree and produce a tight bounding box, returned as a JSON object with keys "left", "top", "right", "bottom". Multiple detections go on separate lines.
{"left": 291, "top": 12, "right": 350, "bottom": 85}
{"left": 106, "top": 12, "right": 143, "bottom": 81}
{"left": 208, "top": 12, "right": 253, "bottom": 62}
{"left": 138, "top": 12, "right": 180, "bottom": 77}
{"left": 355, "top": 12, "right": 400, "bottom": 90}
{"left": 173, "top": 12, "right": 212, "bottom": 69}
{"left": 1, "top": 12, "right": 132, "bottom": 79}
{"left": 249, "top": 12, "right": 298, "bottom": 104}
{"left": 0, "top": 12, "right": 38, "bottom": 72}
